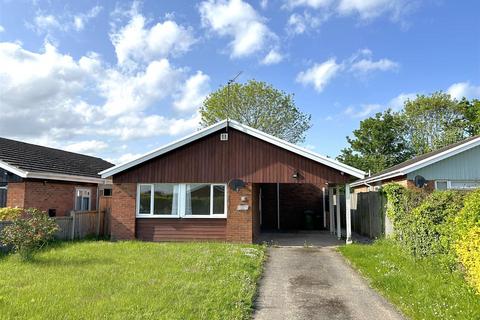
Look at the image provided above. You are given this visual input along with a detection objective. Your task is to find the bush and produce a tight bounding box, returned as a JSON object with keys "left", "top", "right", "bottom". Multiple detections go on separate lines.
{"left": 456, "top": 227, "right": 480, "bottom": 294}
{"left": 455, "top": 189, "right": 480, "bottom": 293}
{"left": 0, "top": 208, "right": 58, "bottom": 260}
{"left": 408, "top": 191, "right": 465, "bottom": 259}
{"left": 0, "top": 207, "right": 23, "bottom": 221}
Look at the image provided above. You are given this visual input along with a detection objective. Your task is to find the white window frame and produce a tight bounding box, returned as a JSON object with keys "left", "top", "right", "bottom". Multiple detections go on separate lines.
{"left": 435, "top": 180, "right": 480, "bottom": 190}
{"left": 136, "top": 183, "right": 227, "bottom": 219}
{"left": 75, "top": 187, "right": 91, "bottom": 211}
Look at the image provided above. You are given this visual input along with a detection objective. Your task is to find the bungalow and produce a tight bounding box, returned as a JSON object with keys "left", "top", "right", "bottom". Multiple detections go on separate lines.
{"left": 350, "top": 135, "right": 480, "bottom": 192}
{"left": 0, "top": 137, "right": 114, "bottom": 216}
{"left": 100, "top": 120, "right": 365, "bottom": 244}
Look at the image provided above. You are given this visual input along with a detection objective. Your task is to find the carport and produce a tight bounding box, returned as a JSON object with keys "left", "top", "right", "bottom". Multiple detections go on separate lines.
{"left": 258, "top": 182, "right": 355, "bottom": 244}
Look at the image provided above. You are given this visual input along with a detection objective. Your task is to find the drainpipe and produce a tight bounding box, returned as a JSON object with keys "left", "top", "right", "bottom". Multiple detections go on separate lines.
{"left": 277, "top": 183, "right": 280, "bottom": 230}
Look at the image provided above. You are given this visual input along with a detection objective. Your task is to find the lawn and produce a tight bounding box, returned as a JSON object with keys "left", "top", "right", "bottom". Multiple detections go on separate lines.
{"left": 339, "top": 239, "right": 480, "bottom": 320}
{"left": 0, "top": 241, "right": 265, "bottom": 320}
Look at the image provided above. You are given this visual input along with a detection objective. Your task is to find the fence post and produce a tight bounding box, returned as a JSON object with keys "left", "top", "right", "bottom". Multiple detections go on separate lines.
{"left": 70, "top": 211, "right": 76, "bottom": 240}
{"left": 96, "top": 210, "right": 101, "bottom": 238}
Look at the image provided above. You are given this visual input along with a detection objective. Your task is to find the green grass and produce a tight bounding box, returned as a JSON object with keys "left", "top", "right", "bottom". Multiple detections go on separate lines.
{"left": 0, "top": 241, "right": 266, "bottom": 320}
{"left": 339, "top": 239, "right": 480, "bottom": 320}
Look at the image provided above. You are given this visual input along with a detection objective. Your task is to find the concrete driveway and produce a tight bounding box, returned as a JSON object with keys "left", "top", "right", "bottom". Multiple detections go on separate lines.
{"left": 254, "top": 232, "right": 405, "bottom": 320}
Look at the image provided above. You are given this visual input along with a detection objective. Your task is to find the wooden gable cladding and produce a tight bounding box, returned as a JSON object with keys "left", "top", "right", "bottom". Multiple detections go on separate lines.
{"left": 113, "top": 128, "right": 350, "bottom": 184}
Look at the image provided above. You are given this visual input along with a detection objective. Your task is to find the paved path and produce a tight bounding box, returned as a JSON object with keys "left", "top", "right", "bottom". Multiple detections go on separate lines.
{"left": 254, "top": 233, "right": 405, "bottom": 320}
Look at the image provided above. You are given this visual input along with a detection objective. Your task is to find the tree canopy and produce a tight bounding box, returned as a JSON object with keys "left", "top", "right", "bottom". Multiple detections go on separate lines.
{"left": 338, "top": 93, "right": 480, "bottom": 174}
{"left": 200, "top": 80, "right": 312, "bottom": 144}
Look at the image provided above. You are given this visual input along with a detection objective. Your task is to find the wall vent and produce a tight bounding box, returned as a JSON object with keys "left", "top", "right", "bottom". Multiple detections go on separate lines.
{"left": 220, "top": 133, "right": 229, "bottom": 141}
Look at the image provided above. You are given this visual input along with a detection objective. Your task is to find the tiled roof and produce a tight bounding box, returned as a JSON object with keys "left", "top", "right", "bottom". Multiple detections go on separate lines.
{"left": 0, "top": 137, "right": 113, "bottom": 178}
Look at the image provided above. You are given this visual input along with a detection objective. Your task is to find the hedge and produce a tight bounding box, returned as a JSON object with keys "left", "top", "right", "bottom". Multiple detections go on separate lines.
{"left": 382, "top": 184, "right": 480, "bottom": 293}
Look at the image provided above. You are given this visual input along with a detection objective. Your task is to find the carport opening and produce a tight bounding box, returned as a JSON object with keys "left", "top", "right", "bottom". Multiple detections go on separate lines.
{"left": 259, "top": 183, "right": 327, "bottom": 232}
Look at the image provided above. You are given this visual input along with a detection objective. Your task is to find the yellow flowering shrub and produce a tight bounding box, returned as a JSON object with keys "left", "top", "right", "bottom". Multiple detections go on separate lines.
{"left": 0, "top": 207, "right": 23, "bottom": 221}
{"left": 456, "top": 226, "right": 480, "bottom": 294}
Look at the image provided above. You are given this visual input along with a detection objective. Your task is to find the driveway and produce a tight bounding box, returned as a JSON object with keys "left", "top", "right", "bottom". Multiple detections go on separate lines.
{"left": 254, "top": 232, "right": 405, "bottom": 320}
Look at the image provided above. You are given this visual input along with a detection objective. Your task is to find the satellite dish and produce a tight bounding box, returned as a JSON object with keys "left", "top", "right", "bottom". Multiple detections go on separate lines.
{"left": 229, "top": 179, "right": 245, "bottom": 191}
{"left": 414, "top": 175, "right": 426, "bottom": 188}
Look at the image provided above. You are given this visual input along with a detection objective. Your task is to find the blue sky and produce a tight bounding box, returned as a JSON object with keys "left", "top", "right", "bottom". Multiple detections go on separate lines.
{"left": 0, "top": 0, "right": 479, "bottom": 164}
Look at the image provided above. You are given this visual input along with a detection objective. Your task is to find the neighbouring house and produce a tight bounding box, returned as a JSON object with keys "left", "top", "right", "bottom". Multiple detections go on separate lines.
{"left": 0, "top": 137, "right": 114, "bottom": 216}
{"left": 100, "top": 120, "right": 365, "bottom": 244}
{"left": 350, "top": 135, "right": 480, "bottom": 193}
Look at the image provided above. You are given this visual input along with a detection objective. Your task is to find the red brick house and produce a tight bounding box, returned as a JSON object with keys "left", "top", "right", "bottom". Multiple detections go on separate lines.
{"left": 0, "top": 137, "right": 114, "bottom": 216}
{"left": 101, "top": 120, "right": 365, "bottom": 243}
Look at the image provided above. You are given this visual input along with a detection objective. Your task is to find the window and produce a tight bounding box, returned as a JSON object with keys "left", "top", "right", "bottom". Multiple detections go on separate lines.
{"left": 102, "top": 188, "right": 112, "bottom": 197}
{"left": 75, "top": 188, "right": 91, "bottom": 211}
{"left": 435, "top": 181, "right": 448, "bottom": 190}
{"left": 136, "top": 183, "right": 227, "bottom": 218}
{"left": 435, "top": 180, "right": 480, "bottom": 190}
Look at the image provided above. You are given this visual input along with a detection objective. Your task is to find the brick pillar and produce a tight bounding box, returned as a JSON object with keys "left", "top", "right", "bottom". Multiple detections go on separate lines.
{"left": 6, "top": 182, "right": 25, "bottom": 208}
{"left": 227, "top": 183, "right": 258, "bottom": 243}
{"left": 111, "top": 183, "right": 136, "bottom": 240}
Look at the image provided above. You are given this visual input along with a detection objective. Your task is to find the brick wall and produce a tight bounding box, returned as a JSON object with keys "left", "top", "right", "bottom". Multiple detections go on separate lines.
{"left": 226, "top": 183, "right": 258, "bottom": 243}
{"left": 111, "top": 183, "right": 136, "bottom": 240}
{"left": 6, "top": 180, "right": 97, "bottom": 216}
{"left": 6, "top": 182, "right": 25, "bottom": 208}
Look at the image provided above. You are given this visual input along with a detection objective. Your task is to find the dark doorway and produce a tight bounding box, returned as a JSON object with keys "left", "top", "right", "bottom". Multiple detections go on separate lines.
{"left": 259, "top": 183, "right": 326, "bottom": 231}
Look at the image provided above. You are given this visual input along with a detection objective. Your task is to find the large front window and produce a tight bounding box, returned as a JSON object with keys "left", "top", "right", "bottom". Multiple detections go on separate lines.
{"left": 136, "top": 184, "right": 227, "bottom": 218}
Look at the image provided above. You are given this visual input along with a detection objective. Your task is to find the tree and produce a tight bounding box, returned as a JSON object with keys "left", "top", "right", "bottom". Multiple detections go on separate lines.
{"left": 403, "top": 92, "right": 469, "bottom": 155}
{"left": 200, "top": 80, "right": 312, "bottom": 144}
{"left": 337, "top": 110, "right": 413, "bottom": 174}
{"left": 457, "top": 98, "right": 480, "bottom": 136}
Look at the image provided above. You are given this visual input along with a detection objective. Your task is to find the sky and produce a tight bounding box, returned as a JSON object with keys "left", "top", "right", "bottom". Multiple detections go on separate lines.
{"left": 0, "top": 0, "right": 479, "bottom": 164}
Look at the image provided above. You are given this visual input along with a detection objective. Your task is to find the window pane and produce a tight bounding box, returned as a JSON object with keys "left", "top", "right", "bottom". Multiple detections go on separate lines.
{"left": 212, "top": 185, "right": 225, "bottom": 215}
{"left": 82, "top": 197, "right": 90, "bottom": 211}
{"left": 450, "top": 181, "right": 480, "bottom": 190}
{"left": 139, "top": 185, "right": 151, "bottom": 214}
{"left": 75, "top": 197, "right": 82, "bottom": 211}
{"left": 186, "top": 184, "right": 210, "bottom": 215}
{"left": 154, "top": 184, "right": 178, "bottom": 215}
{"left": 436, "top": 181, "right": 448, "bottom": 190}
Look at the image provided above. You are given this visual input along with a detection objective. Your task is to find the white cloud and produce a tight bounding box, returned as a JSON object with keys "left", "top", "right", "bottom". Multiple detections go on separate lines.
{"left": 388, "top": 92, "right": 415, "bottom": 110}
{"left": 33, "top": 14, "right": 62, "bottom": 33}
{"left": 0, "top": 42, "right": 96, "bottom": 142}
{"left": 110, "top": 10, "right": 196, "bottom": 67}
{"left": 287, "top": 12, "right": 324, "bottom": 34}
{"left": 260, "top": 0, "right": 269, "bottom": 9}
{"left": 173, "top": 71, "right": 210, "bottom": 111}
{"left": 99, "top": 59, "right": 183, "bottom": 116}
{"left": 337, "top": 0, "right": 407, "bottom": 20}
{"left": 350, "top": 58, "right": 399, "bottom": 73}
{"left": 296, "top": 58, "right": 341, "bottom": 92}
{"left": 344, "top": 104, "right": 381, "bottom": 118}
{"left": 284, "top": 0, "right": 333, "bottom": 10}
{"left": 64, "top": 140, "right": 108, "bottom": 155}
{"left": 0, "top": 25, "right": 5, "bottom": 33}
{"left": 73, "top": 5, "right": 102, "bottom": 31}
{"left": 447, "top": 82, "right": 480, "bottom": 100}
{"left": 261, "top": 49, "right": 284, "bottom": 65}
{"left": 199, "top": 0, "right": 278, "bottom": 59}
{"left": 297, "top": 50, "right": 398, "bottom": 92}
{"left": 102, "top": 113, "right": 200, "bottom": 140}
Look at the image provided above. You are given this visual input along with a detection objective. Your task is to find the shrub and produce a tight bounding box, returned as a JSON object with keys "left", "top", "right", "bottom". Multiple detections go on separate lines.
{"left": 0, "top": 208, "right": 58, "bottom": 260}
{"left": 0, "top": 207, "right": 23, "bottom": 221}
{"left": 408, "top": 191, "right": 465, "bottom": 259}
{"left": 456, "top": 227, "right": 480, "bottom": 294}
{"left": 455, "top": 189, "right": 480, "bottom": 293}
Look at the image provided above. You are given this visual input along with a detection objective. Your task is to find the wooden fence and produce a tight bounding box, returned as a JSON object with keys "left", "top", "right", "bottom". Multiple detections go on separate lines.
{"left": 351, "top": 191, "right": 387, "bottom": 239}
{"left": 55, "top": 210, "right": 110, "bottom": 240}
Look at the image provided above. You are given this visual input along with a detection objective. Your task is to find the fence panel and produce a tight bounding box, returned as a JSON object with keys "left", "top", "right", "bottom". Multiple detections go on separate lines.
{"left": 55, "top": 217, "right": 72, "bottom": 240}
{"left": 351, "top": 191, "right": 386, "bottom": 238}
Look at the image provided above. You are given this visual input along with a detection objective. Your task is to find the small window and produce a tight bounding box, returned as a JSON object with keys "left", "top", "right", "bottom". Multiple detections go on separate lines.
{"left": 450, "top": 181, "right": 480, "bottom": 190}
{"left": 75, "top": 188, "right": 91, "bottom": 211}
{"left": 153, "top": 184, "right": 179, "bottom": 216}
{"left": 48, "top": 209, "right": 56, "bottom": 217}
{"left": 186, "top": 184, "right": 211, "bottom": 215}
{"left": 102, "top": 188, "right": 112, "bottom": 197}
{"left": 212, "top": 185, "right": 225, "bottom": 215}
{"left": 435, "top": 181, "right": 448, "bottom": 190}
